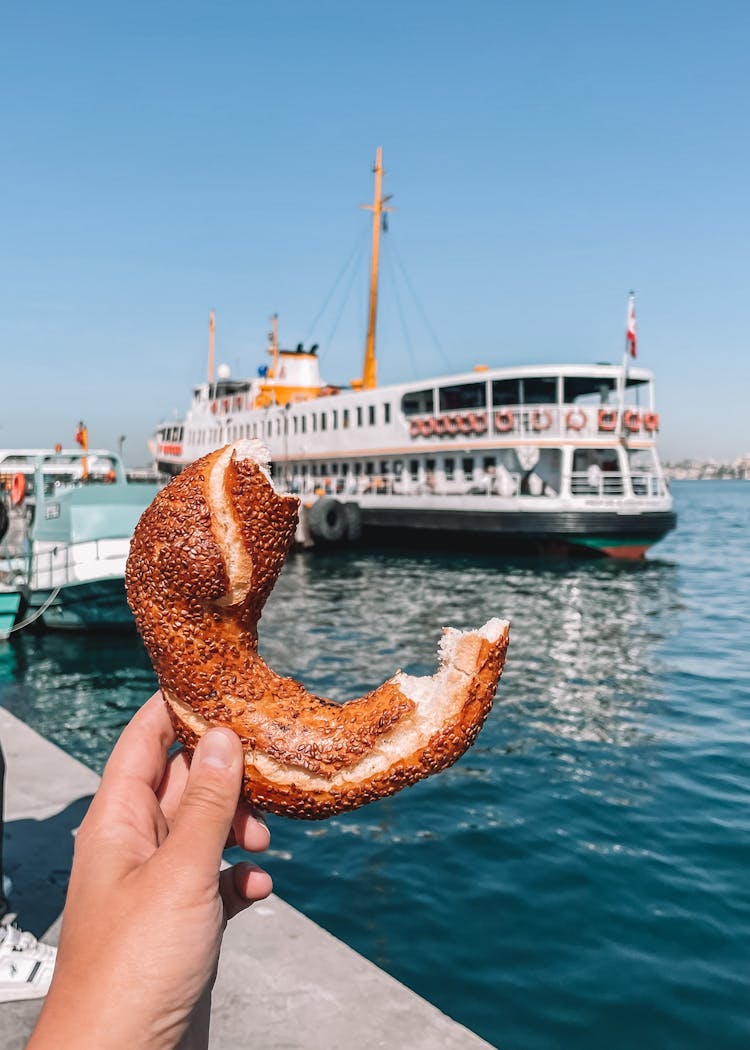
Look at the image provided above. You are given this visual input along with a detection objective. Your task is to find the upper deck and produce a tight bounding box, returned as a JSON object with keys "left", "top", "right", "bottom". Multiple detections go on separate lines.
{"left": 165, "top": 362, "right": 661, "bottom": 465}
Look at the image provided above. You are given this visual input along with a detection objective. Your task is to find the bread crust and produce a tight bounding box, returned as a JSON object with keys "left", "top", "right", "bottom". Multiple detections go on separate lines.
{"left": 126, "top": 443, "right": 509, "bottom": 819}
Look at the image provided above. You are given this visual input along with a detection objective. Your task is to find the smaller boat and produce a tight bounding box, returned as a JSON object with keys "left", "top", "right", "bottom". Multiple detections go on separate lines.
{"left": 0, "top": 448, "right": 162, "bottom": 632}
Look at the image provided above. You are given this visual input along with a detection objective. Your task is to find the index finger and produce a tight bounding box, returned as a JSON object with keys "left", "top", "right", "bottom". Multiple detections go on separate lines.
{"left": 101, "top": 691, "right": 176, "bottom": 793}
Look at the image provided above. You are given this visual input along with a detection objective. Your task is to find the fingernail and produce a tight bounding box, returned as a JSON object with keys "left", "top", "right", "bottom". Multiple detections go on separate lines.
{"left": 198, "top": 728, "right": 237, "bottom": 770}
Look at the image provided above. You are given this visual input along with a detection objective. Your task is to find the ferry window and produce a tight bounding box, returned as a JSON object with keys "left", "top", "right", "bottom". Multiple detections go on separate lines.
{"left": 444, "top": 458, "right": 455, "bottom": 481}
{"left": 301, "top": 416, "right": 307, "bottom": 434}
{"left": 384, "top": 403, "right": 391, "bottom": 424}
{"left": 331, "top": 463, "right": 338, "bottom": 475}
{"left": 492, "top": 379, "right": 520, "bottom": 406}
{"left": 401, "top": 389, "right": 434, "bottom": 416}
{"left": 365, "top": 461, "right": 374, "bottom": 475}
{"left": 379, "top": 461, "right": 389, "bottom": 476}
{"left": 439, "top": 382, "right": 486, "bottom": 412}
{"left": 462, "top": 457, "right": 475, "bottom": 480}
{"left": 293, "top": 416, "right": 298, "bottom": 434}
{"left": 341, "top": 462, "right": 349, "bottom": 476}
{"left": 522, "top": 377, "right": 557, "bottom": 404}
{"left": 332, "top": 410, "right": 338, "bottom": 429}
{"left": 367, "top": 405, "right": 375, "bottom": 425}
{"left": 409, "top": 459, "right": 419, "bottom": 481}
{"left": 483, "top": 456, "right": 497, "bottom": 471}
{"left": 357, "top": 406, "right": 363, "bottom": 427}
{"left": 571, "top": 448, "right": 617, "bottom": 496}
{"left": 312, "top": 413, "right": 317, "bottom": 432}
{"left": 301, "top": 465, "right": 308, "bottom": 477}
{"left": 393, "top": 460, "right": 404, "bottom": 475}
{"left": 354, "top": 462, "right": 362, "bottom": 476}
{"left": 564, "top": 376, "right": 617, "bottom": 404}
{"left": 343, "top": 409, "right": 350, "bottom": 428}
{"left": 320, "top": 413, "right": 327, "bottom": 431}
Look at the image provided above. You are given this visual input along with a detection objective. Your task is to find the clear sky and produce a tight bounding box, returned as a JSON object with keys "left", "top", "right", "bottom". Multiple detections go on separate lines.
{"left": 1, "top": 1, "right": 748, "bottom": 462}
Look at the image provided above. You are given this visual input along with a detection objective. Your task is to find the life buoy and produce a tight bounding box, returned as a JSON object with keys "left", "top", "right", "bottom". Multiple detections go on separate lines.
{"left": 10, "top": 472, "right": 26, "bottom": 506}
{"left": 409, "top": 419, "right": 422, "bottom": 438}
{"left": 454, "top": 413, "right": 472, "bottom": 435}
{"left": 598, "top": 408, "right": 618, "bottom": 431}
{"left": 432, "top": 416, "right": 447, "bottom": 436}
{"left": 443, "top": 415, "right": 459, "bottom": 435}
{"left": 623, "top": 409, "right": 641, "bottom": 433}
{"left": 531, "top": 409, "right": 552, "bottom": 431}
{"left": 642, "top": 412, "right": 660, "bottom": 433}
{"left": 469, "top": 411, "right": 488, "bottom": 434}
{"left": 418, "top": 418, "right": 434, "bottom": 437}
{"left": 565, "top": 408, "right": 587, "bottom": 432}
{"left": 494, "top": 409, "right": 515, "bottom": 433}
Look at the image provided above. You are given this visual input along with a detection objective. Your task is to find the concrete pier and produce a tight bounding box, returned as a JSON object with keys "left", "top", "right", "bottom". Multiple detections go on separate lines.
{"left": 0, "top": 706, "right": 495, "bottom": 1049}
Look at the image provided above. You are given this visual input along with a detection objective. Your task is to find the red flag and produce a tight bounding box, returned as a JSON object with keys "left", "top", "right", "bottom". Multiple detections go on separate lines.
{"left": 626, "top": 293, "right": 637, "bottom": 358}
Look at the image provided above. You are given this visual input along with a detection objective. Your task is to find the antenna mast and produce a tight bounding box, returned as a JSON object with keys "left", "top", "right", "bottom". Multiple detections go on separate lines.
{"left": 361, "top": 147, "right": 392, "bottom": 390}
{"left": 208, "top": 310, "right": 216, "bottom": 385}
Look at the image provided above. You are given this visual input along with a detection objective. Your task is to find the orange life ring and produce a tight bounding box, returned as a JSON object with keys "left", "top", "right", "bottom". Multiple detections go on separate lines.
{"left": 443, "top": 415, "right": 459, "bottom": 435}
{"left": 10, "top": 472, "right": 26, "bottom": 506}
{"left": 565, "top": 408, "right": 587, "bottom": 432}
{"left": 469, "top": 412, "right": 488, "bottom": 434}
{"left": 623, "top": 409, "right": 641, "bottom": 433}
{"left": 598, "top": 408, "right": 618, "bottom": 431}
{"left": 642, "top": 411, "right": 660, "bottom": 433}
{"left": 409, "top": 419, "right": 422, "bottom": 438}
{"left": 432, "top": 417, "right": 447, "bottom": 436}
{"left": 531, "top": 409, "right": 552, "bottom": 431}
{"left": 418, "top": 418, "right": 434, "bottom": 437}
{"left": 455, "top": 413, "right": 473, "bottom": 435}
{"left": 494, "top": 409, "right": 515, "bottom": 433}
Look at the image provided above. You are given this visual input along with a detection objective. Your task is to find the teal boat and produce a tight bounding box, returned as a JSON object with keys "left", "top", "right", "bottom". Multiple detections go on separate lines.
{"left": 0, "top": 588, "right": 22, "bottom": 640}
{"left": 0, "top": 449, "right": 161, "bottom": 632}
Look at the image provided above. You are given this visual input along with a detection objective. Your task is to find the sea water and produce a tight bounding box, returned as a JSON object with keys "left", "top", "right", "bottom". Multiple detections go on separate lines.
{"left": 1, "top": 481, "right": 748, "bottom": 1049}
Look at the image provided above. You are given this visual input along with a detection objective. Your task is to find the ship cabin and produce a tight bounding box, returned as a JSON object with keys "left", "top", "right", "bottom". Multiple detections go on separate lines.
{"left": 161, "top": 362, "right": 668, "bottom": 507}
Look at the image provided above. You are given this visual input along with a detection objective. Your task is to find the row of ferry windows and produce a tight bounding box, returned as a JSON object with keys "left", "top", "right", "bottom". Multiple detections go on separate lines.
{"left": 186, "top": 402, "right": 393, "bottom": 445}
{"left": 400, "top": 376, "right": 634, "bottom": 415}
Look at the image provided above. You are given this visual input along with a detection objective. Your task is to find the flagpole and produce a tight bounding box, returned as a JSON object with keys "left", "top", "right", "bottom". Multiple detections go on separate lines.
{"left": 618, "top": 291, "right": 637, "bottom": 438}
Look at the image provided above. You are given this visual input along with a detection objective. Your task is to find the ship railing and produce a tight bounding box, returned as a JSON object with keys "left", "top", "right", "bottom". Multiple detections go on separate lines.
{"left": 286, "top": 470, "right": 665, "bottom": 502}
{"left": 570, "top": 471, "right": 626, "bottom": 497}
{"left": 30, "top": 538, "right": 131, "bottom": 590}
{"left": 569, "top": 470, "right": 666, "bottom": 498}
{"left": 629, "top": 472, "right": 668, "bottom": 498}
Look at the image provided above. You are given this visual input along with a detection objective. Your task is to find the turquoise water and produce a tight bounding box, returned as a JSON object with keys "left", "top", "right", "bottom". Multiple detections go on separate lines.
{"left": 1, "top": 481, "right": 748, "bottom": 1048}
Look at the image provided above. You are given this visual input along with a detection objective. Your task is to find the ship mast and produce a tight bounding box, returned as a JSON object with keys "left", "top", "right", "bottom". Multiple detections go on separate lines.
{"left": 268, "top": 313, "right": 280, "bottom": 378}
{"left": 207, "top": 310, "right": 216, "bottom": 385}
{"left": 360, "top": 147, "right": 392, "bottom": 390}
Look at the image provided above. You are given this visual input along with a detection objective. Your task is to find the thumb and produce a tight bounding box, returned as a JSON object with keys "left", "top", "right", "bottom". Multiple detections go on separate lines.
{"left": 167, "top": 728, "right": 244, "bottom": 876}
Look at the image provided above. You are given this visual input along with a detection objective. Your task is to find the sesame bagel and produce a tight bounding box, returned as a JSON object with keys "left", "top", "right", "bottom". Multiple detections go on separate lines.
{"left": 125, "top": 441, "right": 510, "bottom": 819}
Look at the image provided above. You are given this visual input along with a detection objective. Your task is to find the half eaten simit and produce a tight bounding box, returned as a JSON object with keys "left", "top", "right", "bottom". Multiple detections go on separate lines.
{"left": 125, "top": 441, "right": 510, "bottom": 819}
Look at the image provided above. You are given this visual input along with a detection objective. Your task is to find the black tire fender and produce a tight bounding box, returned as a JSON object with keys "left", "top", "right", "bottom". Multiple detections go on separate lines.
{"left": 307, "top": 497, "right": 348, "bottom": 543}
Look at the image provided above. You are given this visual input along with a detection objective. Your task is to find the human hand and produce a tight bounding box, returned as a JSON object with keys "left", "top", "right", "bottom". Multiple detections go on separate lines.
{"left": 28, "top": 692, "right": 272, "bottom": 1050}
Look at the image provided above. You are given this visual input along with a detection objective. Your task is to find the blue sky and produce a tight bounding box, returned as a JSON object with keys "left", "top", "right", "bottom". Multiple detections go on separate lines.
{"left": 1, "top": 1, "right": 748, "bottom": 462}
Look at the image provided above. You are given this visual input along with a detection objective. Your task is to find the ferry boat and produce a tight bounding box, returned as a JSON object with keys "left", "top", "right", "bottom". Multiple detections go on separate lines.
{"left": 152, "top": 151, "right": 676, "bottom": 560}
